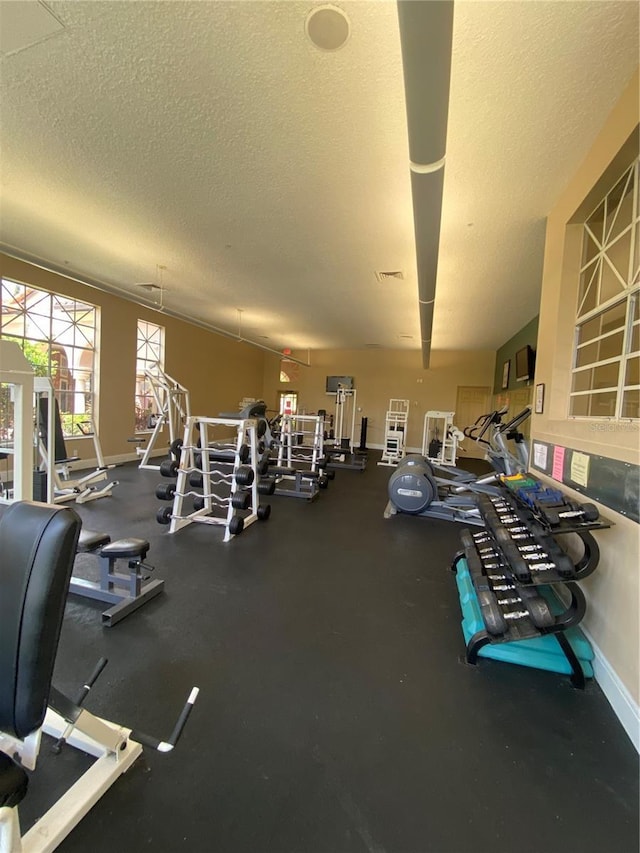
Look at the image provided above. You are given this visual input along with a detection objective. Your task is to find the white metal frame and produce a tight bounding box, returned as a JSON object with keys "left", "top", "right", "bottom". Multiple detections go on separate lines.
{"left": 167, "top": 416, "right": 259, "bottom": 542}
{"left": 137, "top": 364, "right": 191, "bottom": 470}
{"left": 378, "top": 398, "right": 409, "bottom": 466}
{"left": 277, "top": 414, "right": 325, "bottom": 472}
{"left": 0, "top": 708, "right": 142, "bottom": 853}
{"left": 34, "top": 377, "right": 116, "bottom": 505}
{"left": 422, "top": 410, "right": 464, "bottom": 467}
{"left": 0, "top": 342, "right": 34, "bottom": 503}
{"left": 333, "top": 387, "right": 357, "bottom": 453}
{"left": 570, "top": 158, "right": 639, "bottom": 420}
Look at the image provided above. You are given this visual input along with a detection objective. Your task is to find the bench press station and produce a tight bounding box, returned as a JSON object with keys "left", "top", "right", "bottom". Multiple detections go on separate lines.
{"left": 0, "top": 501, "right": 197, "bottom": 852}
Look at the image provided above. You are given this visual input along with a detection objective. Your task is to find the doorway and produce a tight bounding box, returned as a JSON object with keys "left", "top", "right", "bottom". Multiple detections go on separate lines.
{"left": 279, "top": 391, "right": 298, "bottom": 416}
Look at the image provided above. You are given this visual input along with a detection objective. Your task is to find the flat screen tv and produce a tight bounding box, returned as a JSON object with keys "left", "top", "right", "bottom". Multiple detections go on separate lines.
{"left": 326, "top": 375, "right": 354, "bottom": 393}
{"left": 515, "top": 345, "right": 535, "bottom": 382}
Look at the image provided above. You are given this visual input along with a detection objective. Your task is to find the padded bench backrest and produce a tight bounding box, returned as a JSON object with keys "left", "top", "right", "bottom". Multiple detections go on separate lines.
{"left": 0, "top": 502, "right": 81, "bottom": 739}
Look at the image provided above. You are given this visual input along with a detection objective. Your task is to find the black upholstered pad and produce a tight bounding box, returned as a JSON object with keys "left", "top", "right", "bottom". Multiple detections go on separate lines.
{"left": 77, "top": 529, "right": 111, "bottom": 552}
{"left": 0, "top": 753, "right": 28, "bottom": 807}
{"left": 0, "top": 502, "right": 81, "bottom": 739}
{"left": 218, "top": 401, "right": 267, "bottom": 419}
{"left": 99, "top": 538, "right": 148, "bottom": 559}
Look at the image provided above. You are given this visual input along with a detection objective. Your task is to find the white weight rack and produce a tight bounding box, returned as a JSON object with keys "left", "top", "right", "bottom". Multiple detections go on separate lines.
{"left": 422, "top": 410, "right": 464, "bottom": 466}
{"left": 277, "top": 414, "right": 325, "bottom": 472}
{"left": 378, "top": 398, "right": 410, "bottom": 466}
{"left": 167, "top": 415, "right": 259, "bottom": 542}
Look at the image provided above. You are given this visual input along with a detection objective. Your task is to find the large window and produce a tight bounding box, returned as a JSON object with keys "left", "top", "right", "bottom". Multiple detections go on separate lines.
{"left": 570, "top": 159, "right": 640, "bottom": 419}
{"left": 0, "top": 279, "right": 98, "bottom": 436}
{"left": 135, "top": 319, "right": 164, "bottom": 431}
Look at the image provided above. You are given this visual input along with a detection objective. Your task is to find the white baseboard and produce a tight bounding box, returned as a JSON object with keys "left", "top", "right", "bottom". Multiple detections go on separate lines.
{"left": 580, "top": 626, "right": 640, "bottom": 752}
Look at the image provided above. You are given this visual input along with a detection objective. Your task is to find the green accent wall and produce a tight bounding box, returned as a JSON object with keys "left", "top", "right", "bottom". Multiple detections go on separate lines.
{"left": 493, "top": 316, "right": 539, "bottom": 394}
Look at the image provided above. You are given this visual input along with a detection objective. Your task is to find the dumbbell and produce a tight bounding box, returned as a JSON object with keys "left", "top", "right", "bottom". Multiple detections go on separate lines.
{"left": 542, "top": 502, "right": 599, "bottom": 526}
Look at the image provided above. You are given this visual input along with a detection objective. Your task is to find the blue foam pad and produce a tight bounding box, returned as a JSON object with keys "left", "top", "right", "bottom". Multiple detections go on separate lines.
{"left": 454, "top": 558, "right": 593, "bottom": 677}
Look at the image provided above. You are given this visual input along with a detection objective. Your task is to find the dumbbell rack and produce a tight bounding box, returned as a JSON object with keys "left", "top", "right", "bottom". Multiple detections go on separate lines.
{"left": 452, "top": 485, "right": 610, "bottom": 688}
{"left": 158, "top": 416, "right": 264, "bottom": 542}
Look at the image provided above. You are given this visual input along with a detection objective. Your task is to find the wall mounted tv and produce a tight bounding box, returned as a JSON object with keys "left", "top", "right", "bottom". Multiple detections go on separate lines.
{"left": 515, "top": 345, "right": 535, "bottom": 382}
{"left": 326, "top": 375, "right": 354, "bottom": 393}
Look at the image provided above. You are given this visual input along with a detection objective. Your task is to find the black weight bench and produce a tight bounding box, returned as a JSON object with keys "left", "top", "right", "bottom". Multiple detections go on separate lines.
{"left": 73, "top": 529, "right": 164, "bottom": 627}
{"left": 0, "top": 501, "right": 197, "bottom": 852}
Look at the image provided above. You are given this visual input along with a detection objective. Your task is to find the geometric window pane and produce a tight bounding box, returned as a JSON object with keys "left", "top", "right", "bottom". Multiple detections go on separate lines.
{"left": 587, "top": 390, "right": 618, "bottom": 417}
{"left": 604, "top": 166, "right": 633, "bottom": 246}
{"left": 578, "top": 259, "right": 600, "bottom": 316}
{"left": 0, "top": 278, "right": 97, "bottom": 438}
{"left": 624, "top": 355, "right": 639, "bottom": 387}
{"left": 582, "top": 232, "right": 600, "bottom": 267}
{"left": 135, "top": 319, "right": 164, "bottom": 431}
{"left": 569, "top": 395, "right": 590, "bottom": 417}
{"left": 601, "top": 231, "right": 632, "bottom": 300}
{"left": 577, "top": 300, "right": 626, "bottom": 345}
{"left": 575, "top": 331, "right": 624, "bottom": 368}
{"left": 586, "top": 199, "right": 605, "bottom": 245}
{"left": 621, "top": 389, "right": 640, "bottom": 419}
{"left": 630, "top": 324, "right": 640, "bottom": 355}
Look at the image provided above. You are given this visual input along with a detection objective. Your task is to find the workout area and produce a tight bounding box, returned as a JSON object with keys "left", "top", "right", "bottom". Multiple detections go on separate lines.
{"left": 0, "top": 2, "right": 639, "bottom": 852}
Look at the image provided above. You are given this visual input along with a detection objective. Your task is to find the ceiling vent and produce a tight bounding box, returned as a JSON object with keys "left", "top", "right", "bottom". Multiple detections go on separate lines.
{"left": 375, "top": 270, "right": 404, "bottom": 282}
{"left": 305, "top": 5, "right": 350, "bottom": 52}
{"left": 135, "top": 282, "right": 161, "bottom": 291}
{"left": 365, "top": 343, "right": 383, "bottom": 348}
{"left": 399, "top": 334, "right": 414, "bottom": 340}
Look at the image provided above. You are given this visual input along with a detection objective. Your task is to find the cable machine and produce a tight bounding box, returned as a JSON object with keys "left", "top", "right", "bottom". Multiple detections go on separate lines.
{"left": 422, "top": 410, "right": 464, "bottom": 467}
{"left": 378, "top": 398, "right": 410, "bottom": 466}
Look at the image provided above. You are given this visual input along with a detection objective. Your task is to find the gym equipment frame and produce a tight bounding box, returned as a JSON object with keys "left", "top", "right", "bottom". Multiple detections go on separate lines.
{"left": 0, "top": 342, "right": 34, "bottom": 502}
{"left": 422, "top": 410, "right": 464, "bottom": 467}
{"left": 0, "top": 502, "right": 198, "bottom": 853}
{"left": 159, "top": 415, "right": 262, "bottom": 541}
{"left": 35, "top": 378, "right": 117, "bottom": 505}
{"left": 450, "top": 477, "right": 610, "bottom": 687}
{"left": 136, "top": 364, "right": 190, "bottom": 471}
{"left": 326, "top": 388, "right": 366, "bottom": 471}
{"left": 378, "top": 399, "right": 409, "bottom": 466}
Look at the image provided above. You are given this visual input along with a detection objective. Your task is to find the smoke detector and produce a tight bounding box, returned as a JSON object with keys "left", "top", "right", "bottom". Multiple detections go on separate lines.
{"left": 305, "top": 5, "right": 350, "bottom": 52}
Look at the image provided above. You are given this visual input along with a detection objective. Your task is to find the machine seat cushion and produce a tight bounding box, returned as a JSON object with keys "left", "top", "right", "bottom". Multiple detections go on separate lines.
{"left": 100, "top": 538, "right": 149, "bottom": 559}
{"left": 0, "top": 753, "right": 28, "bottom": 807}
{"left": 77, "top": 530, "right": 111, "bottom": 552}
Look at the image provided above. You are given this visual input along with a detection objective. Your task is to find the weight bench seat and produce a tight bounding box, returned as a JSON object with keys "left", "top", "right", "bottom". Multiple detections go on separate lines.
{"left": 99, "top": 538, "right": 149, "bottom": 560}
{"left": 77, "top": 529, "right": 112, "bottom": 552}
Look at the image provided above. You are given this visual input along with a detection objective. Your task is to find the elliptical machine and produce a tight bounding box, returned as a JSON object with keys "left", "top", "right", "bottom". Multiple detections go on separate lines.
{"left": 464, "top": 406, "right": 531, "bottom": 476}
{"left": 384, "top": 407, "right": 531, "bottom": 524}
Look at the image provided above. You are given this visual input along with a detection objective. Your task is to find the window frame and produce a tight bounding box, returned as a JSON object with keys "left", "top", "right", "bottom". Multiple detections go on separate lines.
{"left": 569, "top": 158, "right": 640, "bottom": 421}
{"left": 0, "top": 277, "right": 99, "bottom": 438}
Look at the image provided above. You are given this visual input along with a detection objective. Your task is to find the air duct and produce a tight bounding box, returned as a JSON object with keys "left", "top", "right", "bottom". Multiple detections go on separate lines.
{"left": 396, "top": 0, "right": 454, "bottom": 368}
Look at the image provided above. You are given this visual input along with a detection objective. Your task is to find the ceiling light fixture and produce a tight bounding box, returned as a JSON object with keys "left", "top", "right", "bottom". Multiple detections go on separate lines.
{"left": 305, "top": 5, "right": 350, "bottom": 52}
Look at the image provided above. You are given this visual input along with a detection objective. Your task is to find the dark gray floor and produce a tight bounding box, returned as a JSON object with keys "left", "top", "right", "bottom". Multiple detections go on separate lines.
{"left": 10, "top": 454, "right": 640, "bottom": 852}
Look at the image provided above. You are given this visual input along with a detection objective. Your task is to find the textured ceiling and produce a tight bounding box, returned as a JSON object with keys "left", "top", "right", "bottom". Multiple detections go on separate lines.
{"left": 0, "top": 0, "right": 638, "bottom": 355}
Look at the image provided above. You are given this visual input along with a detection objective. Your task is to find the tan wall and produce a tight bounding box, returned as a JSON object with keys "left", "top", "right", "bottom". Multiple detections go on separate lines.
{"left": 1, "top": 255, "right": 267, "bottom": 460}
{"left": 263, "top": 347, "right": 496, "bottom": 450}
{"left": 534, "top": 70, "right": 639, "bottom": 703}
